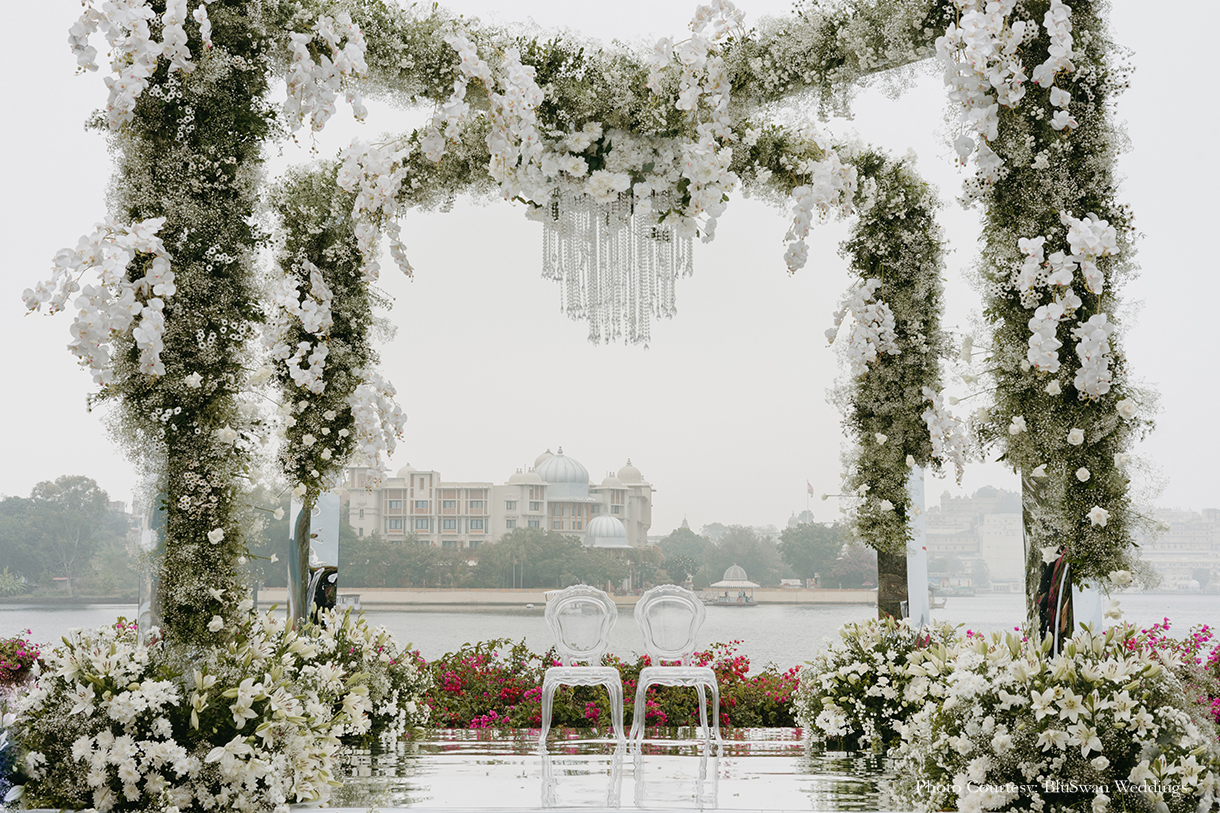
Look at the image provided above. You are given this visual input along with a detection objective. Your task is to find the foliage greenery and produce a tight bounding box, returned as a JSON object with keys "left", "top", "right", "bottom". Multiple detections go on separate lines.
{"left": 421, "top": 638, "right": 797, "bottom": 731}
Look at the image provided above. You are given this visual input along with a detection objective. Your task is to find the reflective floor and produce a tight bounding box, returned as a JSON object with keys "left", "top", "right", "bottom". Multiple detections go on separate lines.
{"left": 329, "top": 729, "right": 898, "bottom": 812}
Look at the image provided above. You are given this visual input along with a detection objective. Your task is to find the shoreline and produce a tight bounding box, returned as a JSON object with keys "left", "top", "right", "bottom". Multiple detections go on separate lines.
{"left": 255, "top": 586, "right": 880, "bottom": 607}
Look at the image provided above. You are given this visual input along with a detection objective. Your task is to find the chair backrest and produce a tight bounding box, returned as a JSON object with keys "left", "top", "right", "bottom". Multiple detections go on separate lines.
{"left": 634, "top": 584, "right": 706, "bottom": 666}
{"left": 544, "top": 584, "right": 618, "bottom": 666}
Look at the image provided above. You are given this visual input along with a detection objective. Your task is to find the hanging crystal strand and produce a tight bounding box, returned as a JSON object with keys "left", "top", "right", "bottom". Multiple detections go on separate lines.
{"left": 601, "top": 198, "right": 613, "bottom": 344}
{"left": 609, "top": 199, "right": 621, "bottom": 344}
{"left": 563, "top": 190, "right": 578, "bottom": 317}
{"left": 542, "top": 196, "right": 559, "bottom": 282}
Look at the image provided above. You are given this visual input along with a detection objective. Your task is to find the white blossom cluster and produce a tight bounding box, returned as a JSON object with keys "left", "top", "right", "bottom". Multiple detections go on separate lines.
{"left": 348, "top": 368, "right": 407, "bottom": 487}
{"left": 283, "top": 12, "right": 368, "bottom": 133}
{"left": 935, "top": 0, "right": 1077, "bottom": 187}
{"left": 793, "top": 617, "right": 959, "bottom": 751}
{"left": 783, "top": 147, "right": 858, "bottom": 272}
{"left": 336, "top": 138, "right": 415, "bottom": 280}
{"left": 1017, "top": 211, "right": 1118, "bottom": 397}
{"left": 69, "top": 0, "right": 165, "bottom": 129}
{"left": 23, "top": 217, "right": 174, "bottom": 384}
{"left": 826, "top": 278, "right": 899, "bottom": 377}
{"left": 8, "top": 609, "right": 430, "bottom": 811}
{"left": 921, "top": 386, "right": 969, "bottom": 483}
{"left": 891, "top": 625, "right": 1220, "bottom": 813}
{"left": 266, "top": 261, "right": 333, "bottom": 395}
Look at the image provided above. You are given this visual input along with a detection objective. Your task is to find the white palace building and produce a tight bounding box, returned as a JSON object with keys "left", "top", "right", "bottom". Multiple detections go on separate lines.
{"left": 341, "top": 448, "right": 653, "bottom": 550}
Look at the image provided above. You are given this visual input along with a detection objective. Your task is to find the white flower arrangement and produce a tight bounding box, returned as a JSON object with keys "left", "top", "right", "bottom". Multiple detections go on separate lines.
{"left": 793, "top": 616, "right": 959, "bottom": 751}
{"left": 892, "top": 625, "right": 1220, "bottom": 813}
{"left": 4, "top": 609, "right": 429, "bottom": 812}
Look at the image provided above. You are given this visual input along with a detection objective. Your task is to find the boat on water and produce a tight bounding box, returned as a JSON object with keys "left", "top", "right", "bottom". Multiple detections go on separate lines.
{"left": 704, "top": 564, "right": 760, "bottom": 607}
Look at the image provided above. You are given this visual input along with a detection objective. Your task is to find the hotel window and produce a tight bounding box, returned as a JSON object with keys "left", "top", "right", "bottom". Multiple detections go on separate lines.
{"left": 442, "top": 519, "right": 457, "bottom": 530}
{"left": 442, "top": 500, "right": 457, "bottom": 509}
{"left": 611, "top": 505, "right": 621, "bottom": 514}
{"left": 358, "top": 528, "right": 363, "bottom": 537}
{"left": 470, "top": 519, "right": 484, "bottom": 530}
{"left": 527, "top": 519, "right": 540, "bottom": 528}
{"left": 505, "top": 519, "right": 517, "bottom": 529}
{"left": 551, "top": 520, "right": 564, "bottom": 530}
{"left": 414, "top": 518, "right": 430, "bottom": 530}
{"left": 386, "top": 518, "right": 403, "bottom": 531}
{"left": 388, "top": 500, "right": 402, "bottom": 510}
{"left": 572, "top": 520, "right": 583, "bottom": 530}
{"left": 415, "top": 500, "right": 428, "bottom": 510}
{"left": 505, "top": 500, "right": 517, "bottom": 510}
{"left": 529, "top": 501, "right": 542, "bottom": 511}
{"left": 442, "top": 539, "right": 459, "bottom": 549}
{"left": 469, "top": 499, "right": 484, "bottom": 509}
{"left": 359, "top": 508, "right": 365, "bottom": 519}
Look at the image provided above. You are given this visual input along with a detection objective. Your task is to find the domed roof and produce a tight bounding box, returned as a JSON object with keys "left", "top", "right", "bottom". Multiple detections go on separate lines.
{"left": 600, "top": 473, "right": 624, "bottom": 488}
{"left": 534, "top": 448, "right": 555, "bottom": 468}
{"left": 507, "top": 469, "right": 529, "bottom": 484}
{"left": 722, "top": 564, "right": 748, "bottom": 582}
{"left": 587, "top": 515, "right": 627, "bottom": 538}
{"left": 617, "top": 459, "right": 644, "bottom": 483}
{"left": 536, "top": 447, "right": 589, "bottom": 485}
{"left": 395, "top": 463, "right": 416, "bottom": 479}
{"left": 523, "top": 469, "right": 545, "bottom": 484}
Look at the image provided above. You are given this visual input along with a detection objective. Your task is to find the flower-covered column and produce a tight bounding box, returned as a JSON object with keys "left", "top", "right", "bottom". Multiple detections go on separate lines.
{"left": 79, "top": 1, "right": 274, "bottom": 645}
{"left": 952, "top": 0, "right": 1151, "bottom": 633}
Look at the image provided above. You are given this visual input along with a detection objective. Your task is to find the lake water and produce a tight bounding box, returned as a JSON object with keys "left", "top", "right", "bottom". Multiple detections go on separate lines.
{"left": 2, "top": 591, "right": 1213, "bottom": 667}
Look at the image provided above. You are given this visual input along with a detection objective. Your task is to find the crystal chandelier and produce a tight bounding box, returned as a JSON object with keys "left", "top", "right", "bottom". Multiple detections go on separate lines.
{"left": 541, "top": 190, "right": 693, "bottom": 346}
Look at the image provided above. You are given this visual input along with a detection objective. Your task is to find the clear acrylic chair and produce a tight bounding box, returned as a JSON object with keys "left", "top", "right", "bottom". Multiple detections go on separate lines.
{"left": 539, "top": 584, "right": 625, "bottom": 750}
{"left": 629, "top": 584, "right": 723, "bottom": 751}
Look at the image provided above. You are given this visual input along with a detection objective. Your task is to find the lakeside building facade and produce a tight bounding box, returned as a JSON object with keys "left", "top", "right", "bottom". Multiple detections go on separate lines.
{"left": 923, "top": 487, "right": 1025, "bottom": 589}
{"left": 341, "top": 448, "right": 653, "bottom": 550}
{"left": 1137, "top": 508, "right": 1220, "bottom": 590}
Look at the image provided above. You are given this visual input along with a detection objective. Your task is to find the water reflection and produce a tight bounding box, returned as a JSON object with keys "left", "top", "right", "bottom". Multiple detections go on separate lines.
{"left": 331, "top": 729, "right": 899, "bottom": 810}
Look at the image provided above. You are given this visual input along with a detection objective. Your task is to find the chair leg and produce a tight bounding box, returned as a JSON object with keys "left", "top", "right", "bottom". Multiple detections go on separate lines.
{"left": 696, "top": 683, "right": 709, "bottom": 742}
{"left": 629, "top": 678, "right": 649, "bottom": 749}
{"left": 539, "top": 679, "right": 555, "bottom": 750}
{"left": 604, "top": 678, "right": 625, "bottom": 744}
{"left": 708, "top": 679, "right": 723, "bottom": 752}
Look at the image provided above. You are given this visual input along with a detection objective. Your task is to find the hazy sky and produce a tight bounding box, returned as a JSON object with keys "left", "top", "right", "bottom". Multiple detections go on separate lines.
{"left": 2, "top": 0, "right": 1216, "bottom": 535}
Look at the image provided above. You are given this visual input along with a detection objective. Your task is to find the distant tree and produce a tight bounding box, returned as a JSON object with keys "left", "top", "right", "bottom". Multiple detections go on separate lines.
{"left": 244, "top": 488, "right": 292, "bottom": 588}
{"left": 829, "top": 543, "right": 878, "bottom": 589}
{"left": 707, "top": 526, "right": 783, "bottom": 587}
{"left": 778, "top": 522, "right": 847, "bottom": 582}
{"left": 928, "top": 555, "right": 966, "bottom": 575}
{"left": 471, "top": 528, "right": 584, "bottom": 589}
{"left": 26, "top": 476, "right": 113, "bottom": 596}
{"left": 625, "top": 546, "right": 662, "bottom": 589}
{"left": 700, "top": 522, "right": 729, "bottom": 542}
{"left": 969, "top": 558, "right": 992, "bottom": 589}
{"left": 0, "top": 496, "right": 44, "bottom": 581}
{"left": 661, "top": 553, "right": 699, "bottom": 584}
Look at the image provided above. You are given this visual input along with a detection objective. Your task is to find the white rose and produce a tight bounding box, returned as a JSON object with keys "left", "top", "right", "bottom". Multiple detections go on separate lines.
{"left": 207, "top": 528, "right": 225, "bottom": 544}
{"left": 1115, "top": 399, "right": 1136, "bottom": 419}
{"left": 207, "top": 616, "right": 224, "bottom": 632}
{"left": 1076, "top": 467, "right": 1091, "bottom": 482}
{"left": 1067, "top": 428, "right": 1085, "bottom": 445}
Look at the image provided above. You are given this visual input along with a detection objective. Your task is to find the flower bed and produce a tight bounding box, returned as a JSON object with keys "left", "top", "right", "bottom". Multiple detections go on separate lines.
{"left": 421, "top": 639, "right": 798, "bottom": 731}
{"left": 2, "top": 608, "right": 429, "bottom": 812}
{"left": 0, "top": 631, "right": 39, "bottom": 687}
{"left": 795, "top": 615, "right": 1220, "bottom": 813}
